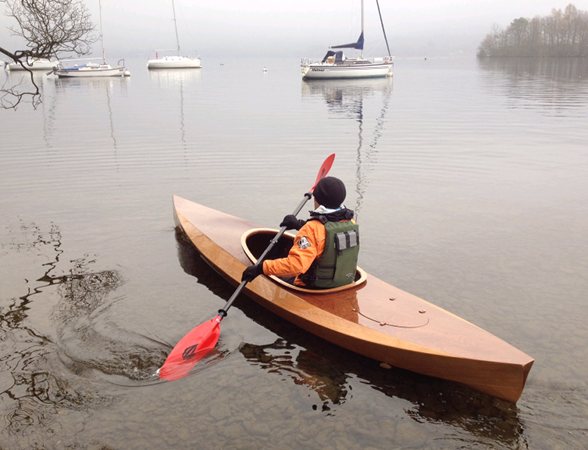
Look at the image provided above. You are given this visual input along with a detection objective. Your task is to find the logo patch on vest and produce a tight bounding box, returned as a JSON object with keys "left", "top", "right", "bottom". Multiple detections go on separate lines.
{"left": 298, "top": 236, "right": 311, "bottom": 249}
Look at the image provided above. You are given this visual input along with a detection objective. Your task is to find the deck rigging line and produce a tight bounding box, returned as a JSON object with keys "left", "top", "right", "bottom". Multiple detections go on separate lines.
{"left": 354, "top": 308, "right": 430, "bottom": 329}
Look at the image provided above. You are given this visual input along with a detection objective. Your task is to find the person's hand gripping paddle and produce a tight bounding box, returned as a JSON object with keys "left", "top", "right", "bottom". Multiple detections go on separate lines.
{"left": 158, "top": 154, "right": 336, "bottom": 381}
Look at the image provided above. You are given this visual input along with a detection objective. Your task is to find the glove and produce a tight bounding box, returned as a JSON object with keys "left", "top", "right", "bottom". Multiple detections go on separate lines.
{"left": 242, "top": 263, "right": 263, "bottom": 282}
{"left": 280, "top": 215, "right": 305, "bottom": 230}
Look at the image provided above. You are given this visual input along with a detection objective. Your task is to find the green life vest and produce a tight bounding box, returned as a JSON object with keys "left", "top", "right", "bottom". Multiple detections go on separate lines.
{"left": 302, "top": 219, "right": 359, "bottom": 289}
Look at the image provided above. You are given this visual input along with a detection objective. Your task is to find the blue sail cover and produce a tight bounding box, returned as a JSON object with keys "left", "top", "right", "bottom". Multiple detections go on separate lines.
{"left": 321, "top": 50, "right": 345, "bottom": 63}
{"left": 331, "top": 32, "right": 364, "bottom": 50}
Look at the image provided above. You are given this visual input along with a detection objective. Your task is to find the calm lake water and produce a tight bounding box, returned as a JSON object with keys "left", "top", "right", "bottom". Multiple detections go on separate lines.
{"left": 1, "top": 56, "right": 587, "bottom": 449}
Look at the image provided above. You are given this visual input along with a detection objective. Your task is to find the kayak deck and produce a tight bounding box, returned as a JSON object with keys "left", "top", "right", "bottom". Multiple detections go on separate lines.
{"left": 173, "top": 195, "right": 533, "bottom": 402}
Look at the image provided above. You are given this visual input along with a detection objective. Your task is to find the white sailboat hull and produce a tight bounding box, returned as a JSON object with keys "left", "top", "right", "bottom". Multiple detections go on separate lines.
{"left": 302, "top": 0, "right": 394, "bottom": 81}
{"left": 6, "top": 59, "right": 58, "bottom": 71}
{"left": 302, "top": 61, "right": 393, "bottom": 79}
{"left": 147, "top": 56, "right": 201, "bottom": 69}
{"left": 55, "top": 64, "right": 130, "bottom": 78}
{"left": 51, "top": 2, "right": 130, "bottom": 79}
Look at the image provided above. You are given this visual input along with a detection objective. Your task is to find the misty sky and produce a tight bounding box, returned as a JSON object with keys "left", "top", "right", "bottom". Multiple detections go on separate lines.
{"left": 2, "top": 0, "right": 588, "bottom": 58}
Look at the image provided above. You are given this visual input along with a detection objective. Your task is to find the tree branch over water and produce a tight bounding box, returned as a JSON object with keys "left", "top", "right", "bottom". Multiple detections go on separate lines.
{"left": 478, "top": 4, "right": 588, "bottom": 57}
{"left": 0, "top": 0, "right": 95, "bottom": 109}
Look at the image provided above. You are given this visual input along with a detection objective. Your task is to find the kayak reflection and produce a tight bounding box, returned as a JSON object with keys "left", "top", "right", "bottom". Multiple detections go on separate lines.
{"left": 240, "top": 339, "right": 349, "bottom": 411}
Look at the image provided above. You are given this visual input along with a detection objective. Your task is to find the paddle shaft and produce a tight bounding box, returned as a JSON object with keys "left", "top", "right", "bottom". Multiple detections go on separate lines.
{"left": 159, "top": 154, "right": 334, "bottom": 380}
{"left": 217, "top": 192, "right": 313, "bottom": 318}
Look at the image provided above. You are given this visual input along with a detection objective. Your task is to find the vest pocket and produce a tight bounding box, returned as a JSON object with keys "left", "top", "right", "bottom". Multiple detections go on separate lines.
{"left": 335, "top": 230, "right": 359, "bottom": 252}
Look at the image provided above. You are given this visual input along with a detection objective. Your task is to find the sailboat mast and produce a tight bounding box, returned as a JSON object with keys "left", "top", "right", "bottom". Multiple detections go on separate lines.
{"left": 361, "top": 0, "right": 364, "bottom": 58}
{"left": 375, "top": 0, "right": 392, "bottom": 57}
{"left": 98, "top": 0, "right": 106, "bottom": 63}
{"left": 172, "top": 0, "right": 181, "bottom": 55}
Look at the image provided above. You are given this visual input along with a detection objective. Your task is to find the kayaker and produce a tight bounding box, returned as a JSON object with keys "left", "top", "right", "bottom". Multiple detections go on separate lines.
{"left": 242, "top": 176, "right": 359, "bottom": 289}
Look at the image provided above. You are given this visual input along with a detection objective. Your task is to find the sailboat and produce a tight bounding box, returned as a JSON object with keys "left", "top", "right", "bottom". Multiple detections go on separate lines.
{"left": 301, "top": 0, "right": 393, "bottom": 79}
{"left": 6, "top": 58, "right": 58, "bottom": 71}
{"left": 53, "top": 0, "right": 130, "bottom": 78}
{"left": 147, "top": 0, "right": 201, "bottom": 69}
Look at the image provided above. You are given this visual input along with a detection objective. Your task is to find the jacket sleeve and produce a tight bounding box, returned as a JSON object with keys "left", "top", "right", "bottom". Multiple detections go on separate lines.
{"left": 263, "top": 221, "right": 325, "bottom": 278}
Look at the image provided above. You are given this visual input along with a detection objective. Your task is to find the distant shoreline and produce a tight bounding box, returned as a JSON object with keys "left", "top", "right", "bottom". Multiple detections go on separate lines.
{"left": 478, "top": 4, "right": 588, "bottom": 59}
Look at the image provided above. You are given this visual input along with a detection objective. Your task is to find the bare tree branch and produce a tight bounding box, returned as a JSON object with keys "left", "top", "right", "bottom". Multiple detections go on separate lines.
{"left": 1, "top": 67, "right": 41, "bottom": 108}
{"left": 1, "top": 0, "right": 96, "bottom": 109}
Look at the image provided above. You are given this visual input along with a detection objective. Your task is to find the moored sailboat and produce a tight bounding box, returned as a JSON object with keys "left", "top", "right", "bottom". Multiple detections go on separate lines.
{"left": 6, "top": 58, "right": 58, "bottom": 71}
{"left": 54, "top": 59, "right": 130, "bottom": 78}
{"left": 301, "top": 0, "right": 393, "bottom": 79}
{"left": 52, "top": 0, "right": 130, "bottom": 78}
{"left": 147, "top": 0, "right": 201, "bottom": 69}
{"left": 147, "top": 53, "right": 201, "bottom": 70}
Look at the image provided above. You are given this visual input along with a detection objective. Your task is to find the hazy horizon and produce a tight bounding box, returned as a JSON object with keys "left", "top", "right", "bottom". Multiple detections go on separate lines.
{"left": 2, "top": 0, "right": 588, "bottom": 59}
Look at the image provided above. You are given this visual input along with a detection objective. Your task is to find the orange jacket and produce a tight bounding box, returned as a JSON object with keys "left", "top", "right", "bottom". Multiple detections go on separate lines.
{"left": 262, "top": 220, "right": 326, "bottom": 285}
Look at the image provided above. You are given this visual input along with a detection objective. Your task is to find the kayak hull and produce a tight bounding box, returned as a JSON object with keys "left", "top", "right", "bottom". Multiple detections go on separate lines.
{"left": 173, "top": 195, "right": 533, "bottom": 402}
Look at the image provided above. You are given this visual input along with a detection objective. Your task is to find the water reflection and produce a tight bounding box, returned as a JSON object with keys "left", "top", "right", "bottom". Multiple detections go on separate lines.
{"left": 0, "top": 221, "right": 161, "bottom": 436}
{"left": 0, "top": 69, "right": 48, "bottom": 108}
{"left": 149, "top": 69, "right": 201, "bottom": 150}
{"left": 478, "top": 57, "right": 588, "bottom": 116}
{"left": 39, "top": 76, "right": 57, "bottom": 149}
{"left": 175, "top": 230, "right": 528, "bottom": 446}
{"left": 240, "top": 340, "right": 349, "bottom": 412}
{"left": 148, "top": 67, "right": 202, "bottom": 87}
{"left": 53, "top": 75, "right": 129, "bottom": 94}
{"left": 50, "top": 77, "right": 124, "bottom": 163}
{"left": 301, "top": 79, "right": 393, "bottom": 217}
{"left": 0, "top": 221, "right": 116, "bottom": 434}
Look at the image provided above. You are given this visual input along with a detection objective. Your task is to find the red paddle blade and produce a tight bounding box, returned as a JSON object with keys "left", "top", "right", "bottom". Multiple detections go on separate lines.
{"left": 310, "top": 153, "right": 335, "bottom": 192}
{"left": 158, "top": 315, "right": 221, "bottom": 381}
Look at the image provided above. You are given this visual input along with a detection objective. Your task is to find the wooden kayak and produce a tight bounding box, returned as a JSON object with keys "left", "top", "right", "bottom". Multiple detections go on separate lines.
{"left": 173, "top": 195, "right": 534, "bottom": 402}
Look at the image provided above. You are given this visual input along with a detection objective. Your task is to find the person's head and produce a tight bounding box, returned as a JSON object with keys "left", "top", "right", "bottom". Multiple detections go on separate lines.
{"left": 313, "top": 176, "right": 346, "bottom": 209}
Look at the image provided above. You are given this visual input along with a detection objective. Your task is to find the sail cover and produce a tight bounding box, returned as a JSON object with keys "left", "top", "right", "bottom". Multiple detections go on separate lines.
{"left": 321, "top": 51, "right": 344, "bottom": 63}
{"left": 331, "top": 32, "right": 364, "bottom": 50}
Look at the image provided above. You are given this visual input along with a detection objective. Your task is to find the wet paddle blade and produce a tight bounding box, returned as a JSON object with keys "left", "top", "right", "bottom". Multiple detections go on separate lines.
{"left": 311, "top": 153, "right": 335, "bottom": 192}
{"left": 158, "top": 315, "right": 221, "bottom": 381}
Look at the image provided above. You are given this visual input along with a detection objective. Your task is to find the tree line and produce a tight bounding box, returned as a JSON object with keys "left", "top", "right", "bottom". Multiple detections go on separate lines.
{"left": 478, "top": 4, "right": 588, "bottom": 57}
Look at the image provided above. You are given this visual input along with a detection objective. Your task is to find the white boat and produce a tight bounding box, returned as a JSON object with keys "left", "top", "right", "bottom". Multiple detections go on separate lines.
{"left": 147, "top": 0, "right": 201, "bottom": 69}
{"left": 54, "top": 60, "right": 130, "bottom": 78}
{"left": 6, "top": 58, "right": 58, "bottom": 71}
{"left": 53, "top": 0, "right": 130, "bottom": 78}
{"left": 301, "top": 0, "right": 393, "bottom": 80}
{"left": 147, "top": 54, "right": 201, "bottom": 69}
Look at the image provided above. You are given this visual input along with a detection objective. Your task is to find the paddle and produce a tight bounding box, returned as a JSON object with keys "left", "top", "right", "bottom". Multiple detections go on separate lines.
{"left": 158, "top": 153, "right": 336, "bottom": 381}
